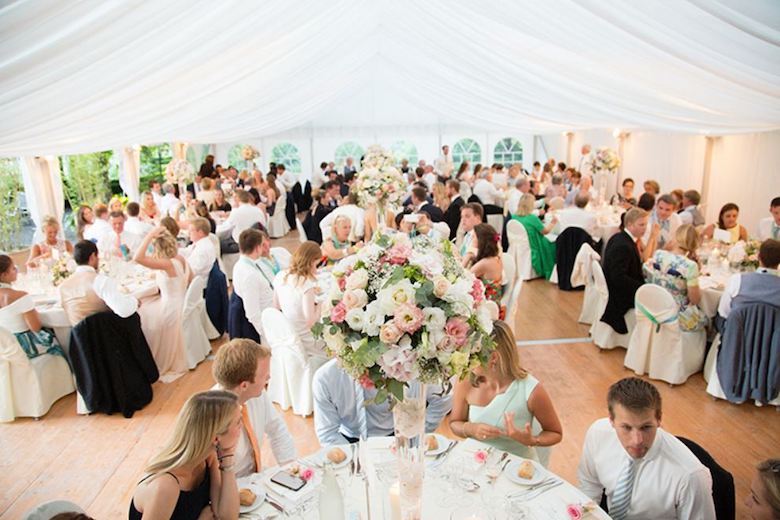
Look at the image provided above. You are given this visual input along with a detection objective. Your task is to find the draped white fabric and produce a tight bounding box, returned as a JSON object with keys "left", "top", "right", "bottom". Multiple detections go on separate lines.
{"left": 19, "top": 156, "right": 65, "bottom": 237}
{"left": 0, "top": 0, "right": 778, "bottom": 157}
{"left": 118, "top": 147, "right": 141, "bottom": 202}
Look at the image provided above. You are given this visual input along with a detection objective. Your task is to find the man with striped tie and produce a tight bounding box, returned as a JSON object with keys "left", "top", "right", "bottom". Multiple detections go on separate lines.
{"left": 577, "top": 378, "right": 715, "bottom": 519}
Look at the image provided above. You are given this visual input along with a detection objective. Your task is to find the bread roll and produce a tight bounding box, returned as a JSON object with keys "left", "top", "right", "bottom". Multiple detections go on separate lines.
{"left": 425, "top": 434, "right": 439, "bottom": 451}
{"left": 517, "top": 460, "right": 535, "bottom": 480}
{"left": 239, "top": 488, "right": 256, "bottom": 506}
{"left": 327, "top": 447, "right": 347, "bottom": 464}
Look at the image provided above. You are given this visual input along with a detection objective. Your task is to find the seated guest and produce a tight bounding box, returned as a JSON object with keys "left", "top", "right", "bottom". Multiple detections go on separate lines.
{"left": 27, "top": 215, "right": 73, "bottom": 268}
{"left": 444, "top": 180, "right": 465, "bottom": 240}
{"left": 76, "top": 204, "right": 94, "bottom": 241}
{"left": 124, "top": 202, "right": 154, "bottom": 238}
{"left": 196, "top": 177, "right": 217, "bottom": 209}
{"left": 109, "top": 196, "right": 124, "bottom": 214}
{"left": 134, "top": 227, "right": 192, "bottom": 380}
{"left": 450, "top": 321, "right": 562, "bottom": 459}
{"left": 410, "top": 186, "right": 444, "bottom": 223}
{"left": 637, "top": 192, "right": 655, "bottom": 212}
{"left": 432, "top": 183, "right": 449, "bottom": 214}
{"left": 302, "top": 190, "right": 333, "bottom": 244}
{"left": 231, "top": 229, "right": 275, "bottom": 341}
{"left": 643, "top": 224, "right": 708, "bottom": 332}
{"left": 83, "top": 203, "right": 111, "bottom": 242}
{"left": 578, "top": 377, "right": 715, "bottom": 519}
{"left": 193, "top": 201, "right": 216, "bottom": 234}
{"left": 670, "top": 189, "right": 684, "bottom": 210}
{"left": 160, "top": 216, "right": 180, "bottom": 239}
{"left": 139, "top": 191, "right": 160, "bottom": 224}
{"left": 209, "top": 188, "right": 232, "bottom": 213}
{"left": 323, "top": 180, "right": 341, "bottom": 208}
{"left": 456, "top": 203, "right": 484, "bottom": 267}
{"left": 555, "top": 192, "right": 598, "bottom": 240}
{"left": 718, "top": 239, "right": 780, "bottom": 319}
{"left": 0, "top": 255, "right": 65, "bottom": 359}
{"left": 469, "top": 224, "right": 505, "bottom": 319}
{"left": 642, "top": 194, "right": 681, "bottom": 258}
{"left": 643, "top": 179, "right": 661, "bottom": 197}
{"left": 473, "top": 169, "right": 504, "bottom": 208}
{"left": 149, "top": 180, "right": 164, "bottom": 208}
{"left": 180, "top": 217, "right": 217, "bottom": 282}
{"left": 600, "top": 208, "right": 648, "bottom": 334}
{"left": 217, "top": 189, "right": 267, "bottom": 254}
{"left": 544, "top": 174, "right": 566, "bottom": 200}
{"left": 273, "top": 242, "right": 327, "bottom": 360}
{"left": 99, "top": 211, "right": 144, "bottom": 259}
{"left": 256, "top": 230, "right": 284, "bottom": 279}
{"left": 511, "top": 194, "right": 557, "bottom": 280}
{"left": 322, "top": 215, "right": 363, "bottom": 264}
{"left": 313, "top": 358, "right": 452, "bottom": 445}
{"left": 677, "top": 189, "right": 705, "bottom": 226}
{"left": 505, "top": 177, "right": 526, "bottom": 218}
{"left": 319, "top": 191, "right": 366, "bottom": 241}
{"left": 611, "top": 177, "right": 637, "bottom": 208}
{"left": 158, "top": 183, "right": 180, "bottom": 218}
{"left": 703, "top": 202, "right": 749, "bottom": 244}
{"left": 128, "top": 390, "right": 240, "bottom": 519}
{"left": 211, "top": 339, "right": 295, "bottom": 477}
{"left": 578, "top": 174, "right": 597, "bottom": 201}
{"left": 758, "top": 197, "right": 780, "bottom": 241}
{"left": 564, "top": 170, "right": 582, "bottom": 206}
{"left": 746, "top": 459, "right": 780, "bottom": 519}
{"left": 58, "top": 240, "right": 138, "bottom": 326}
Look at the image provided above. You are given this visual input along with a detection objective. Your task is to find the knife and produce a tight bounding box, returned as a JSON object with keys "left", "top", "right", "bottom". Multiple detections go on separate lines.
{"left": 266, "top": 498, "right": 285, "bottom": 513}
{"left": 522, "top": 480, "right": 563, "bottom": 502}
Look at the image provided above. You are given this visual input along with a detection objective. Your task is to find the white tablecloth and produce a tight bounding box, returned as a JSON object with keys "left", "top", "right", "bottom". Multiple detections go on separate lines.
{"left": 698, "top": 272, "right": 729, "bottom": 318}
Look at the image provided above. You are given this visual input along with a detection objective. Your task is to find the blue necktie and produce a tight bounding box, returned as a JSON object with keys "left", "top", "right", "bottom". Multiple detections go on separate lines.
{"left": 611, "top": 459, "right": 637, "bottom": 520}
{"left": 354, "top": 381, "right": 368, "bottom": 440}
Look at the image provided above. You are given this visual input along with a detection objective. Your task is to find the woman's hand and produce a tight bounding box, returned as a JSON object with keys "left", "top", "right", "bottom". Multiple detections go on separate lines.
{"left": 215, "top": 440, "right": 236, "bottom": 459}
{"left": 503, "top": 412, "right": 536, "bottom": 446}
{"left": 467, "top": 422, "right": 504, "bottom": 441}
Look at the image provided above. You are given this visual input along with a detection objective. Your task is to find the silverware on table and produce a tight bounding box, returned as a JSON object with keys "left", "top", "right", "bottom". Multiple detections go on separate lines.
{"left": 266, "top": 498, "right": 285, "bottom": 513}
{"left": 522, "top": 480, "right": 563, "bottom": 501}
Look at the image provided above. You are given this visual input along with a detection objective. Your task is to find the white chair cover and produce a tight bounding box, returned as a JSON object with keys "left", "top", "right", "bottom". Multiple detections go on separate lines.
{"left": 589, "top": 260, "right": 635, "bottom": 349}
{"left": 208, "top": 233, "right": 227, "bottom": 277}
{"left": 500, "top": 252, "right": 516, "bottom": 309}
{"left": 704, "top": 334, "right": 780, "bottom": 406}
{"left": 486, "top": 214, "right": 504, "bottom": 235}
{"left": 222, "top": 253, "right": 240, "bottom": 281}
{"left": 0, "top": 326, "right": 74, "bottom": 422}
{"left": 624, "top": 284, "right": 705, "bottom": 385}
{"left": 181, "top": 276, "right": 213, "bottom": 369}
{"left": 573, "top": 244, "right": 602, "bottom": 325}
{"left": 506, "top": 219, "right": 539, "bottom": 281}
{"left": 267, "top": 193, "right": 290, "bottom": 238}
{"left": 271, "top": 247, "right": 292, "bottom": 270}
{"left": 261, "top": 308, "right": 326, "bottom": 416}
{"left": 295, "top": 217, "right": 307, "bottom": 243}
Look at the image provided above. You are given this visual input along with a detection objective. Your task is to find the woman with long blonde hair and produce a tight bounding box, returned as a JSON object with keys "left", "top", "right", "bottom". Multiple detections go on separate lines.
{"left": 139, "top": 191, "right": 160, "bottom": 224}
{"left": 129, "top": 390, "right": 241, "bottom": 519}
{"left": 450, "top": 321, "right": 562, "bottom": 461}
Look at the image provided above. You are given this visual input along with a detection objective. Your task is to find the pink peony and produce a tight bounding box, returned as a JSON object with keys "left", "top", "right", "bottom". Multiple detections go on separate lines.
{"left": 358, "top": 372, "right": 375, "bottom": 389}
{"left": 470, "top": 278, "right": 485, "bottom": 304}
{"left": 330, "top": 302, "right": 347, "bottom": 323}
{"left": 301, "top": 467, "right": 314, "bottom": 482}
{"left": 566, "top": 504, "right": 583, "bottom": 520}
{"left": 394, "top": 304, "right": 425, "bottom": 334}
{"left": 386, "top": 243, "right": 412, "bottom": 265}
{"left": 444, "top": 317, "right": 470, "bottom": 347}
{"left": 474, "top": 450, "right": 487, "bottom": 464}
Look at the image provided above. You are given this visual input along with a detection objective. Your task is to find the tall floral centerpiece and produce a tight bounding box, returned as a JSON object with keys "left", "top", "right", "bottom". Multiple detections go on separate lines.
{"left": 241, "top": 145, "right": 260, "bottom": 171}
{"left": 588, "top": 147, "right": 621, "bottom": 205}
{"left": 313, "top": 232, "right": 496, "bottom": 519}
{"left": 165, "top": 159, "right": 195, "bottom": 197}
{"left": 354, "top": 145, "right": 407, "bottom": 226}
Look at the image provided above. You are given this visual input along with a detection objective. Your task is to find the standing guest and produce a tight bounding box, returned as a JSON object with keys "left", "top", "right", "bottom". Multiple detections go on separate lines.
{"left": 76, "top": 205, "right": 94, "bottom": 241}
{"left": 0, "top": 255, "right": 65, "bottom": 359}
{"left": 454, "top": 161, "right": 470, "bottom": 184}
{"left": 273, "top": 242, "right": 327, "bottom": 360}
{"left": 343, "top": 157, "right": 357, "bottom": 176}
{"left": 456, "top": 203, "right": 484, "bottom": 267}
{"left": 149, "top": 180, "right": 164, "bottom": 208}
{"left": 530, "top": 161, "right": 542, "bottom": 181}
{"left": 211, "top": 339, "right": 295, "bottom": 477}
{"left": 264, "top": 173, "right": 281, "bottom": 214}
{"left": 276, "top": 164, "right": 296, "bottom": 192}
{"left": 637, "top": 192, "right": 656, "bottom": 212}
{"left": 97, "top": 211, "right": 143, "bottom": 259}
{"left": 58, "top": 240, "right": 138, "bottom": 326}
{"left": 180, "top": 217, "right": 217, "bottom": 282}
{"left": 322, "top": 216, "right": 363, "bottom": 264}
{"left": 678, "top": 190, "right": 705, "bottom": 227}
{"left": 457, "top": 162, "right": 474, "bottom": 200}
{"left": 209, "top": 189, "right": 232, "bottom": 213}
{"left": 434, "top": 144, "right": 454, "bottom": 182}
{"left": 443, "top": 180, "right": 465, "bottom": 240}
{"left": 702, "top": 203, "right": 749, "bottom": 244}
{"left": 578, "top": 377, "right": 715, "bottom": 519}
{"left": 745, "top": 459, "right": 780, "bottom": 519}
{"left": 578, "top": 144, "right": 592, "bottom": 175}
{"left": 124, "top": 202, "right": 154, "bottom": 238}
{"left": 158, "top": 183, "right": 180, "bottom": 218}
{"left": 198, "top": 154, "right": 216, "bottom": 180}
{"left": 399, "top": 158, "right": 411, "bottom": 178}
{"left": 84, "top": 203, "right": 111, "bottom": 243}
{"left": 611, "top": 178, "right": 637, "bottom": 207}
{"left": 600, "top": 208, "right": 648, "bottom": 335}
{"left": 469, "top": 224, "right": 505, "bottom": 319}
{"left": 564, "top": 171, "right": 582, "bottom": 206}
{"left": 642, "top": 194, "right": 681, "bottom": 256}
{"left": 718, "top": 239, "right": 780, "bottom": 319}
{"left": 511, "top": 194, "right": 558, "bottom": 280}
{"left": 128, "top": 390, "right": 240, "bottom": 520}
{"left": 134, "top": 227, "right": 192, "bottom": 380}
{"left": 231, "top": 229, "right": 275, "bottom": 341}
{"left": 27, "top": 216, "right": 73, "bottom": 268}
{"left": 449, "top": 321, "right": 562, "bottom": 459}
{"left": 758, "top": 197, "right": 780, "bottom": 241}
{"left": 139, "top": 191, "right": 160, "bottom": 224}
{"left": 196, "top": 177, "right": 217, "bottom": 209}
{"left": 217, "top": 190, "right": 267, "bottom": 254}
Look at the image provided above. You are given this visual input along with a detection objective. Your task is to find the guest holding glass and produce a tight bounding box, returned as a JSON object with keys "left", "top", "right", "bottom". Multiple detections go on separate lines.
{"left": 703, "top": 202, "right": 749, "bottom": 243}
{"left": 27, "top": 216, "right": 73, "bottom": 268}
{"left": 0, "top": 255, "right": 65, "bottom": 359}
{"left": 511, "top": 194, "right": 557, "bottom": 280}
{"left": 470, "top": 224, "right": 505, "bottom": 319}
{"left": 128, "top": 390, "right": 240, "bottom": 520}
{"left": 322, "top": 215, "right": 363, "bottom": 264}
{"left": 745, "top": 459, "right": 780, "bottom": 519}
{"left": 97, "top": 211, "right": 142, "bottom": 259}
{"left": 643, "top": 224, "right": 708, "bottom": 332}
{"left": 449, "top": 321, "right": 562, "bottom": 461}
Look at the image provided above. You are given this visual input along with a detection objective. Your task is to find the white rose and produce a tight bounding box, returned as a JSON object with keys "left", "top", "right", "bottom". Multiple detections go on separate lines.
{"left": 423, "top": 307, "right": 446, "bottom": 331}
{"left": 346, "top": 268, "right": 369, "bottom": 290}
{"left": 377, "top": 279, "right": 416, "bottom": 315}
{"left": 477, "top": 301, "right": 497, "bottom": 334}
{"left": 432, "top": 276, "right": 450, "bottom": 298}
{"left": 362, "top": 300, "right": 384, "bottom": 336}
{"left": 345, "top": 308, "right": 366, "bottom": 332}
{"left": 343, "top": 289, "right": 368, "bottom": 310}
{"left": 443, "top": 278, "right": 474, "bottom": 315}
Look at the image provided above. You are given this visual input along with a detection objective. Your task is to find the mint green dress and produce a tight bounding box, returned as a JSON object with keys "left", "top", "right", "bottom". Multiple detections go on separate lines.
{"left": 511, "top": 214, "right": 556, "bottom": 280}
{"left": 468, "top": 375, "right": 540, "bottom": 461}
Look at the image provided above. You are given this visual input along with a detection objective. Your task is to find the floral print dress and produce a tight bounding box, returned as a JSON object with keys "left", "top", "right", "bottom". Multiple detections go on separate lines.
{"left": 642, "top": 250, "right": 708, "bottom": 332}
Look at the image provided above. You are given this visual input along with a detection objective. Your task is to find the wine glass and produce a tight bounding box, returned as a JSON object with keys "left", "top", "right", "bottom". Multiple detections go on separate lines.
{"left": 481, "top": 450, "right": 507, "bottom": 513}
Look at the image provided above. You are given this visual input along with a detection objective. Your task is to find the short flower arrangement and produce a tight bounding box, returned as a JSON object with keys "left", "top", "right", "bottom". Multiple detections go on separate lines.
{"left": 241, "top": 145, "right": 260, "bottom": 161}
{"left": 312, "top": 231, "right": 496, "bottom": 403}
{"left": 165, "top": 159, "right": 195, "bottom": 186}
{"left": 353, "top": 145, "right": 407, "bottom": 212}
{"left": 51, "top": 254, "right": 76, "bottom": 286}
{"left": 727, "top": 239, "right": 760, "bottom": 270}
{"left": 589, "top": 147, "right": 621, "bottom": 174}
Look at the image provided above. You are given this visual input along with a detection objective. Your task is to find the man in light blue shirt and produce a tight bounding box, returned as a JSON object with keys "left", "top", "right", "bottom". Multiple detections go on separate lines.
{"left": 313, "top": 359, "right": 453, "bottom": 446}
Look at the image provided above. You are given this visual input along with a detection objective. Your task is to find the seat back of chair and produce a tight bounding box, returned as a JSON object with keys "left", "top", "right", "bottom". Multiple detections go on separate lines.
{"left": 0, "top": 326, "right": 29, "bottom": 367}
{"left": 271, "top": 247, "right": 292, "bottom": 270}
{"left": 208, "top": 233, "right": 221, "bottom": 256}
{"left": 676, "top": 436, "right": 735, "bottom": 520}
{"left": 634, "top": 284, "right": 678, "bottom": 330}
{"left": 505, "top": 219, "right": 529, "bottom": 258}
{"left": 261, "top": 308, "right": 305, "bottom": 359}
{"left": 433, "top": 222, "right": 450, "bottom": 239}
{"left": 500, "top": 252, "right": 516, "bottom": 307}
{"left": 590, "top": 259, "right": 608, "bottom": 296}
{"left": 296, "top": 218, "right": 308, "bottom": 243}
{"left": 548, "top": 196, "right": 564, "bottom": 210}
{"left": 182, "top": 276, "right": 206, "bottom": 319}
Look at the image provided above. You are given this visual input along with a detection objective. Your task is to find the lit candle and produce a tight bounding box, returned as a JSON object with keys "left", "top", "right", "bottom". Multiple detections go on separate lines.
{"left": 389, "top": 481, "right": 401, "bottom": 520}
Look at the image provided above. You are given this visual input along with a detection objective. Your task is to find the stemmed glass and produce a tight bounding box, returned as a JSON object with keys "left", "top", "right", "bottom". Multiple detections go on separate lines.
{"left": 481, "top": 450, "right": 507, "bottom": 513}
{"left": 435, "top": 455, "right": 477, "bottom": 509}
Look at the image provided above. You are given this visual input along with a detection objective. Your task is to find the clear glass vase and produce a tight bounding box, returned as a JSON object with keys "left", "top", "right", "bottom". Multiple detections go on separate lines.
{"left": 392, "top": 381, "right": 426, "bottom": 520}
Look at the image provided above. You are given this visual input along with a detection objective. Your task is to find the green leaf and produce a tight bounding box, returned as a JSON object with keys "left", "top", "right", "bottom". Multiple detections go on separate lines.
{"left": 386, "top": 379, "right": 406, "bottom": 403}
{"left": 311, "top": 321, "right": 324, "bottom": 338}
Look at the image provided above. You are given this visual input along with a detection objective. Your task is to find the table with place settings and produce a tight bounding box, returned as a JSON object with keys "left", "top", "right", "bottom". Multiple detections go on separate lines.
{"left": 239, "top": 436, "right": 609, "bottom": 519}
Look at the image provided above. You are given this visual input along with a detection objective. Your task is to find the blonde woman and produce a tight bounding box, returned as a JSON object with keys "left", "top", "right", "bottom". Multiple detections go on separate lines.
{"left": 746, "top": 459, "right": 780, "bottom": 519}
{"left": 129, "top": 390, "right": 241, "bottom": 519}
{"left": 134, "top": 226, "right": 192, "bottom": 380}
{"left": 322, "top": 215, "right": 363, "bottom": 264}
{"left": 432, "top": 182, "right": 450, "bottom": 213}
{"left": 27, "top": 216, "right": 73, "bottom": 268}
{"left": 450, "top": 321, "right": 562, "bottom": 460}
{"left": 511, "top": 194, "right": 557, "bottom": 280}
{"left": 109, "top": 196, "right": 124, "bottom": 213}
{"left": 197, "top": 177, "right": 217, "bottom": 209}
{"left": 139, "top": 191, "right": 160, "bottom": 224}
{"left": 273, "top": 241, "right": 326, "bottom": 359}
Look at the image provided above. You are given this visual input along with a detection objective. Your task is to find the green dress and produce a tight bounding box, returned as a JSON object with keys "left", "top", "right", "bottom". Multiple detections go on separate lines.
{"left": 512, "top": 214, "right": 557, "bottom": 280}
{"left": 468, "top": 376, "right": 540, "bottom": 460}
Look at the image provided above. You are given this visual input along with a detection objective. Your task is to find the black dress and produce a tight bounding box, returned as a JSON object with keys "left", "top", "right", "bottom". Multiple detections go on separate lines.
{"left": 128, "top": 470, "right": 211, "bottom": 520}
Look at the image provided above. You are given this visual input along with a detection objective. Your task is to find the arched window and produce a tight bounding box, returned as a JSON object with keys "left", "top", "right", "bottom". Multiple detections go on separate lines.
{"left": 271, "top": 143, "right": 302, "bottom": 173}
{"left": 390, "top": 141, "right": 418, "bottom": 165}
{"left": 227, "top": 144, "right": 249, "bottom": 170}
{"left": 452, "top": 138, "right": 482, "bottom": 166}
{"left": 334, "top": 141, "right": 365, "bottom": 170}
{"left": 493, "top": 138, "right": 523, "bottom": 167}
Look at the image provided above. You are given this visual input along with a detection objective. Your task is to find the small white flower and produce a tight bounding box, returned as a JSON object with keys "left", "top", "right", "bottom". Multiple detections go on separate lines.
{"left": 345, "top": 308, "right": 366, "bottom": 332}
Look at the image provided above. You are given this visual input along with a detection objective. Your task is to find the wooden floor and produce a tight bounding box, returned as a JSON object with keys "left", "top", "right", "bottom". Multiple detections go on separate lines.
{"left": 1, "top": 233, "right": 778, "bottom": 518}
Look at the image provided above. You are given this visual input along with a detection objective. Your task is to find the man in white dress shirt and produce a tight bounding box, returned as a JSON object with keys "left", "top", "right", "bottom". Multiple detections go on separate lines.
{"left": 83, "top": 204, "right": 112, "bottom": 243}
{"left": 434, "top": 144, "right": 454, "bottom": 182}
{"left": 717, "top": 239, "right": 780, "bottom": 320}
{"left": 232, "top": 229, "right": 275, "bottom": 339}
{"left": 758, "top": 197, "right": 780, "bottom": 240}
{"left": 556, "top": 192, "right": 598, "bottom": 240}
{"left": 124, "top": 202, "right": 154, "bottom": 238}
{"left": 506, "top": 177, "right": 529, "bottom": 216}
{"left": 319, "top": 192, "right": 366, "bottom": 241}
{"left": 149, "top": 180, "right": 164, "bottom": 208}
{"left": 312, "top": 359, "right": 452, "bottom": 446}
{"left": 217, "top": 190, "right": 267, "bottom": 254}
{"left": 180, "top": 217, "right": 217, "bottom": 282}
{"left": 276, "top": 164, "right": 296, "bottom": 192}
{"left": 473, "top": 169, "right": 504, "bottom": 207}
{"left": 578, "top": 144, "right": 592, "bottom": 176}
{"left": 642, "top": 194, "right": 681, "bottom": 256}
{"left": 211, "top": 338, "right": 295, "bottom": 477}
{"left": 158, "top": 183, "right": 180, "bottom": 218}
{"left": 423, "top": 165, "right": 438, "bottom": 191}
{"left": 578, "top": 377, "right": 715, "bottom": 519}
{"left": 97, "top": 211, "right": 142, "bottom": 259}
{"left": 456, "top": 203, "right": 484, "bottom": 267}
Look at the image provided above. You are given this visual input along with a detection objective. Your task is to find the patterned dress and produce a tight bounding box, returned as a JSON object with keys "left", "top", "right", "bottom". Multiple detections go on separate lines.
{"left": 643, "top": 250, "right": 708, "bottom": 331}
{"left": 481, "top": 278, "right": 506, "bottom": 321}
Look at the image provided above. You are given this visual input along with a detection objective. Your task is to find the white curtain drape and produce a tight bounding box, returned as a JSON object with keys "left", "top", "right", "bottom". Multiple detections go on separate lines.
{"left": 19, "top": 156, "right": 65, "bottom": 239}
{"left": 119, "top": 147, "right": 141, "bottom": 202}
{"left": 0, "top": 0, "right": 777, "bottom": 157}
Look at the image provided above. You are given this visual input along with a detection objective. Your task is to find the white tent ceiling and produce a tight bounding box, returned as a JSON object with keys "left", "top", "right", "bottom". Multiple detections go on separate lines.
{"left": 1, "top": 0, "right": 779, "bottom": 156}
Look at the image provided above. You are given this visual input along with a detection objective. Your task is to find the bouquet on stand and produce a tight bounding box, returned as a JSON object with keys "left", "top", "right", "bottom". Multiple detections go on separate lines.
{"left": 353, "top": 145, "right": 407, "bottom": 223}
{"left": 588, "top": 147, "right": 621, "bottom": 205}
{"left": 241, "top": 145, "right": 260, "bottom": 171}
{"left": 165, "top": 159, "right": 195, "bottom": 192}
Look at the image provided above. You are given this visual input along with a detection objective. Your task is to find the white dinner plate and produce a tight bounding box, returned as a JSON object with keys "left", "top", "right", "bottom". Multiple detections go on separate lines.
{"left": 424, "top": 433, "right": 451, "bottom": 457}
{"left": 317, "top": 445, "right": 353, "bottom": 469}
{"left": 504, "top": 459, "right": 547, "bottom": 486}
{"left": 236, "top": 478, "right": 266, "bottom": 514}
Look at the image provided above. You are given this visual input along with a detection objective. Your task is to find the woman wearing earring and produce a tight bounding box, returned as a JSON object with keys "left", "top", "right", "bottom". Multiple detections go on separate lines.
{"left": 128, "top": 390, "right": 241, "bottom": 519}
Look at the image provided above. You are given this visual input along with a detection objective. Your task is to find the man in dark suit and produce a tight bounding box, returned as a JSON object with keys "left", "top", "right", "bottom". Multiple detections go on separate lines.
{"left": 411, "top": 186, "right": 444, "bottom": 223}
{"left": 443, "top": 179, "right": 464, "bottom": 240}
{"left": 600, "top": 207, "right": 649, "bottom": 334}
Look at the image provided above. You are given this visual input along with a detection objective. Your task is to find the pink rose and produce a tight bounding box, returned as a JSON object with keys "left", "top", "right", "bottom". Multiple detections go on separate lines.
{"left": 301, "top": 467, "right": 314, "bottom": 482}
{"left": 444, "top": 317, "right": 470, "bottom": 347}
{"left": 386, "top": 243, "right": 412, "bottom": 265}
{"left": 358, "top": 372, "right": 375, "bottom": 389}
{"left": 330, "top": 302, "right": 347, "bottom": 323}
{"left": 566, "top": 504, "right": 583, "bottom": 520}
{"left": 394, "top": 304, "right": 424, "bottom": 334}
{"left": 380, "top": 322, "right": 404, "bottom": 344}
{"left": 470, "top": 278, "right": 485, "bottom": 304}
{"left": 474, "top": 450, "right": 487, "bottom": 464}
{"left": 337, "top": 276, "right": 347, "bottom": 291}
